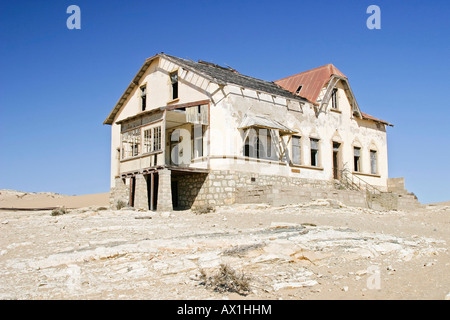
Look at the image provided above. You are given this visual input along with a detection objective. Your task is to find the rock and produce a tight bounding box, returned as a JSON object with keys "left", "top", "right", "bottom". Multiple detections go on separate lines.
{"left": 160, "top": 212, "right": 172, "bottom": 218}
{"left": 356, "top": 270, "right": 367, "bottom": 276}
{"left": 342, "top": 286, "right": 349, "bottom": 292}
{"left": 273, "top": 280, "right": 318, "bottom": 291}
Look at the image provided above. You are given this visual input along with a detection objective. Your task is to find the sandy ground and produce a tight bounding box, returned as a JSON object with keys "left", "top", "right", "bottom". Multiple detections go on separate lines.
{"left": 0, "top": 190, "right": 448, "bottom": 300}
{"left": 0, "top": 189, "right": 109, "bottom": 210}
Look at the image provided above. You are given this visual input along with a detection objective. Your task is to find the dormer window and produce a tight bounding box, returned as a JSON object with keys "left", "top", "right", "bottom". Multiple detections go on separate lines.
{"left": 331, "top": 88, "right": 338, "bottom": 109}
{"left": 140, "top": 85, "right": 147, "bottom": 111}
{"left": 170, "top": 71, "right": 178, "bottom": 100}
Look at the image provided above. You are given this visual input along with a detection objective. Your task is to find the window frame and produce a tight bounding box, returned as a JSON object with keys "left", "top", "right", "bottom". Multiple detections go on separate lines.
{"left": 310, "top": 138, "right": 320, "bottom": 167}
{"left": 291, "top": 135, "right": 302, "bottom": 165}
{"left": 140, "top": 85, "right": 147, "bottom": 111}
{"left": 353, "top": 146, "right": 361, "bottom": 172}
{"left": 331, "top": 88, "right": 338, "bottom": 110}
{"left": 370, "top": 149, "right": 378, "bottom": 175}
{"left": 170, "top": 71, "right": 179, "bottom": 100}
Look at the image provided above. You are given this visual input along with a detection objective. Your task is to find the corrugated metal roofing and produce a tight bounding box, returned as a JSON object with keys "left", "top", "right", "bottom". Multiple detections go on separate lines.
{"left": 361, "top": 112, "right": 393, "bottom": 127}
{"left": 274, "top": 64, "right": 346, "bottom": 103}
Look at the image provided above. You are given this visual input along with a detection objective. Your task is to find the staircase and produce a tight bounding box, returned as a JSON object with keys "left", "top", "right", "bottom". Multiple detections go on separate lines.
{"left": 336, "top": 169, "right": 422, "bottom": 210}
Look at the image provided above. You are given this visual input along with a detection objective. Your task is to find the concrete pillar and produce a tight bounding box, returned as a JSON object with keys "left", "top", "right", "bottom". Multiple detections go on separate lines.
{"left": 134, "top": 174, "right": 149, "bottom": 210}
{"left": 157, "top": 169, "right": 173, "bottom": 211}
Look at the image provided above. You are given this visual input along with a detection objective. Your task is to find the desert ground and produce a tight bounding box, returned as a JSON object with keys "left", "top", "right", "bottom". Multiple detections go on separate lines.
{"left": 0, "top": 189, "right": 448, "bottom": 300}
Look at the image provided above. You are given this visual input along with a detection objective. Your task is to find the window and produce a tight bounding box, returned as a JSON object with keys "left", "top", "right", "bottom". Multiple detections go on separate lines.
{"left": 354, "top": 147, "right": 361, "bottom": 172}
{"left": 370, "top": 150, "right": 377, "bottom": 174}
{"left": 331, "top": 88, "right": 338, "bottom": 109}
{"left": 121, "top": 129, "right": 140, "bottom": 159}
{"left": 140, "top": 85, "right": 147, "bottom": 111}
{"left": 192, "top": 124, "right": 204, "bottom": 158}
{"left": 243, "top": 128, "right": 274, "bottom": 160}
{"left": 153, "top": 126, "right": 161, "bottom": 151}
{"left": 143, "top": 129, "right": 152, "bottom": 153}
{"left": 292, "top": 136, "right": 301, "bottom": 165}
{"left": 170, "top": 71, "right": 178, "bottom": 100}
{"left": 295, "top": 85, "right": 303, "bottom": 95}
{"left": 310, "top": 138, "right": 319, "bottom": 167}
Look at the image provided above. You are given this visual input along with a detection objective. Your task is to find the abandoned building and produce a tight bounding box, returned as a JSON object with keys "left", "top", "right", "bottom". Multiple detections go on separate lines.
{"left": 104, "top": 53, "right": 421, "bottom": 211}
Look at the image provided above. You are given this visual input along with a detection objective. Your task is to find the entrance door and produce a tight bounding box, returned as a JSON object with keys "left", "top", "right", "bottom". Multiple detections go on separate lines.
{"left": 332, "top": 142, "right": 341, "bottom": 180}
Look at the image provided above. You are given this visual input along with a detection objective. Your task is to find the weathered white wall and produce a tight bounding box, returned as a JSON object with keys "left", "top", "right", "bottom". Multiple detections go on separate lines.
{"left": 109, "top": 57, "right": 211, "bottom": 187}
{"left": 207, "top": 79, "right": 389, "bottom": 189}
{"left": 109, "top": 60, "right": 389, "bottom": 191}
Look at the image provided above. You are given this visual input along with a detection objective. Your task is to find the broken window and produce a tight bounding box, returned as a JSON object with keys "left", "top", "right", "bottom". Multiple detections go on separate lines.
{"left": 292, "top": 135, "right": 301, "bottom": 165}
{"left": 140, "top": 85, "right": 147, "bottom": 111}
{"left": 186, "top": 104, "right": 208, "bottom": 125}
{"left": 310, "top": 138, "right": 319, "bottom": 167}
{"left": 370, "top": 150, "right": 377, "bottom": 174}
{"left": 121, "top": 129, "right": 140, "bottom": 159}
{"left": 354, "top": 147, "right": 361, "bottom": 172}
{"left": 170, "top": 71, "right": 178, "bottom": 100}
{"left": 243, "top": 128, "right": 274, "bottom": 160}
{"left": 331, "top": 88, "right": 338, "bottom": 109}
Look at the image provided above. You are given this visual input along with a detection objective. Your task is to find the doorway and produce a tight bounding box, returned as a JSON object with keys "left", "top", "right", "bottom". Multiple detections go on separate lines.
{"left": 146, "top": 172, "right": 159, "bottom": 211}
{"left": 333, "top": 142, "right": 341, "bottom": 180}
{"left": 129, "top": 176, "right": 136, "bottom": 207}
{"left": 171, "top": 180, "right": 179, "bottom": 209}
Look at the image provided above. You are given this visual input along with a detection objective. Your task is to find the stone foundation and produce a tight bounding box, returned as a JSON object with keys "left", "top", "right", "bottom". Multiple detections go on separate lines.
{"left": 110, "top": 170, "right": 422, "bottom": 211}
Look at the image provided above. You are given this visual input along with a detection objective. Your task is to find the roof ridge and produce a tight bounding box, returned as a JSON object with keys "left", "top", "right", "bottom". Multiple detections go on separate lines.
{"left": 275, "top": 63, "right": 346, "bottom": 82}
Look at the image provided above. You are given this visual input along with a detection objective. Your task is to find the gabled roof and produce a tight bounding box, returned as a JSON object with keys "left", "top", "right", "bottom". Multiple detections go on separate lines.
{"left": 275, "top": 64, "right": 393, "bottom": 127}
{"left": 163, "top": 54, "right": 308, "bottom": 102}
{"left": 104, "top": 53, "right": 307, "bottom": 125}
{"left": 274, "top": 64, "right": 346, "bottom": 103}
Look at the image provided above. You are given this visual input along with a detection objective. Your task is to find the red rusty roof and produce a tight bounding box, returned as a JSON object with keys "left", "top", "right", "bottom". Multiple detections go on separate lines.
{"left": 275, "top": 64, "right": 393, "bottom": 126}
{"left": 361, "top": 112, "right": 393, "bottom": 127}
{"left": 275, "top": 64, "right": 346, "bottom": 103}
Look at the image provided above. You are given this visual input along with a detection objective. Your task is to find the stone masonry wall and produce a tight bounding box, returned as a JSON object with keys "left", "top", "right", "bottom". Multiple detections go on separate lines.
{"left": 182, "top": 170, "right": 334, "bottom": 210}
{"left": 110, "top": 177, "right": 129, "bottom": 209}
{"left": 110, "top": 170, "right": 422, "bottom": 211}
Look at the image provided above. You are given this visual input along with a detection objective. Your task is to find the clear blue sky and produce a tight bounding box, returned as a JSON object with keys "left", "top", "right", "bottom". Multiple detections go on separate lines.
{"left": 0, "top": 0, "right": 449, "bottom": 203}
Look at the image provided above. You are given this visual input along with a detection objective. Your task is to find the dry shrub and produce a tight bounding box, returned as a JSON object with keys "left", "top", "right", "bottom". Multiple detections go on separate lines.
{"left": 199, "top": 264, "right": 251, "bottom": 295}
{"left": 51, "top": 206, "right": 68, "bottom": 216}
{"left": 115, "top": 200, "right": 127, "bottom": 210}
{"left": 222, "top": 243, "right": 265, "bottom": 257}
{"left": 192, "top": 206, "right": 215, "bottom": 214}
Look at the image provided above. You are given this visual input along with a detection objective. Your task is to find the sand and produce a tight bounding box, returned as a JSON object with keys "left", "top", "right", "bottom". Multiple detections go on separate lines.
{"left": 0, "top": 190, "right": 448, "bottom": 300}
{"left": 0, "top": 190, "right": 109, "bottom": 210}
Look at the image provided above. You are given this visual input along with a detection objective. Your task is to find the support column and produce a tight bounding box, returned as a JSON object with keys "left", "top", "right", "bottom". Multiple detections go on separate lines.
{"left": 157, "top": 168, "right": 173, "bottom": 211}
{"left": 134, "top": 174, "right": 149, "bottom": 210}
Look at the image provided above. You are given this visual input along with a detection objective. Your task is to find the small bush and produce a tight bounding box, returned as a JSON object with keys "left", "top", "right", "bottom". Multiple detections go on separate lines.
{"left": 51, "top": 206, "right": 68, "bottom": 216}
{"left": 193, "top": 206, "right": 215, "bottom": 214}
{"left": 199, "top": 264, "right": 251, "bottom": 295}
{"left": 115, "top": 200, "right": 127, "bottom": 210}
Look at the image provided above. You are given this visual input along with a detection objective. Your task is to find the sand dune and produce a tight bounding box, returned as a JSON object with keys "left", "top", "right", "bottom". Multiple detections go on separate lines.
{"left": 0, "top": 189, "right": 109, "bottom": 210}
